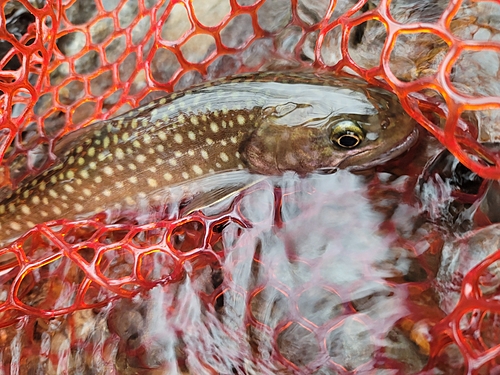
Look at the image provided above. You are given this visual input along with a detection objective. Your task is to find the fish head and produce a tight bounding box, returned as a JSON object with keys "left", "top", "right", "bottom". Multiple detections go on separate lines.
{"left": 242, "top": 78, "right": 419, "bottom": 175}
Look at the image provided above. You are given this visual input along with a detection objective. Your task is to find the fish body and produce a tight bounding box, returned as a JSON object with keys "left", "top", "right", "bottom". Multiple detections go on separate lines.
{"left": 0, "top": 72, "right": 418, "bottom": 246}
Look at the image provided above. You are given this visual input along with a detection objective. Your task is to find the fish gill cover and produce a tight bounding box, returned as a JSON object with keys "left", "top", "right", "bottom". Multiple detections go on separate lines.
{"left": 0, "top": 0, "right": 500, "bottom": 373}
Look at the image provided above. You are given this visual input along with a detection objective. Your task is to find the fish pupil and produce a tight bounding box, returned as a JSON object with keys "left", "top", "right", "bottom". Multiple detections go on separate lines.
{"left": 337, "top": 133, "right": 360, "bottom": 148}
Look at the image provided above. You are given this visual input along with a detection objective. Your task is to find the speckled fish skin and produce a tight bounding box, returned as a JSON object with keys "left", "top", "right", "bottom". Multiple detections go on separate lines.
{"left": 0, "top": 72, "right": 418, "bottom": 246}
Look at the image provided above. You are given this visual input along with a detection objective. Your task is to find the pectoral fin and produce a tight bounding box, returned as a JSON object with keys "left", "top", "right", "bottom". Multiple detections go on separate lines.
{"left": 181, "top": 176, "right": 267, "bottom": 216}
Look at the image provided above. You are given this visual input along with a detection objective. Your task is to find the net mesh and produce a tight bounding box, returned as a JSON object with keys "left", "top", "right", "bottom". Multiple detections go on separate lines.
{"left": 1, "top": 0, "right": 500, "bottom": 373}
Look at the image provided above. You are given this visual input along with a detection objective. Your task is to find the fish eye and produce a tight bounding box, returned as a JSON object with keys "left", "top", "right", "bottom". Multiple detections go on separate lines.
{"left": 330, "top": 120, "right": 365, "bottom": 149}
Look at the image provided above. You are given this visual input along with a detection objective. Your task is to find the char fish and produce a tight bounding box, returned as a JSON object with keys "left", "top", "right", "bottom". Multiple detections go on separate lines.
{"left": 0, "top": 72, "right": 418, "bottom": 247}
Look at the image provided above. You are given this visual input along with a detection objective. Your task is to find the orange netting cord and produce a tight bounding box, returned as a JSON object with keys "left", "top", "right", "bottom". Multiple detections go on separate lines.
{"left": 1, "top": 0, "right": 500, "bottom": 372}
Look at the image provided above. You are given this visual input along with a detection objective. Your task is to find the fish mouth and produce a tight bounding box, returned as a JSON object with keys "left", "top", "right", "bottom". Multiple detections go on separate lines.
{"left": 323, "top": 126, "right": 419, "bottom": 173}
{"left": 348, "top": 127, "right": 419, "bottom": 171}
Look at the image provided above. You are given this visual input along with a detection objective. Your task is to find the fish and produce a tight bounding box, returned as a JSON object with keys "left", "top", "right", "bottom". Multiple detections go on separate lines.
{"left": 0, "top": 72, "right": 418, "bottom": 248}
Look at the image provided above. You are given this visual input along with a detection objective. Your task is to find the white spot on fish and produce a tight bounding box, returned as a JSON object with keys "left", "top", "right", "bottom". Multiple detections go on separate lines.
{"left": 98, "top": 152, "right": 109, "bottom": 162}
{"left": 174, "top": 133, "right": 183, "bottom": 144}
{"left": 64, "top": 185, "right": 75, "bottom": 194}
{"left": 115, "top": 147, "right": 125, "bottom": 160}
{"left": 136, "top": 154, "right": 147, "bottom": 163}
{"left": 125, "top": 196, "right": 136, "bottom": 205}
{"left": 9, "top": 222, "right": 21, "bottom": 231}
{"left": 103, "top": 166, "right": 114, "bottom": 176}
{"left": 147, "top": 178, "right": 158, "bottom": 188}
{"left": 192, "top": 165, "right": 203, "bottom": 175}
{"left": 236, "top": 115, "right": 246, "bottom": 125}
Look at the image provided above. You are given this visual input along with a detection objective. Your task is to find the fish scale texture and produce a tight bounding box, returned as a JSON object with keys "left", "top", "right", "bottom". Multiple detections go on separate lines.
{"left": 1, "top": 0, "right": 500, "bottom": 373}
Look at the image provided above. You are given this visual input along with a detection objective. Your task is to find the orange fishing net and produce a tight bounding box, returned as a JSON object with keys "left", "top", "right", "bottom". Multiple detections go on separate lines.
{"left": 1, "top": 0, "right": 500, "bottom": 373}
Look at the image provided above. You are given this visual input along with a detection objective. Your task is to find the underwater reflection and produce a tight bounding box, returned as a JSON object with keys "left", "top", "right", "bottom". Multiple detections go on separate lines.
{"left": 108, "top": 170, "right": 430, "bottom": 374}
